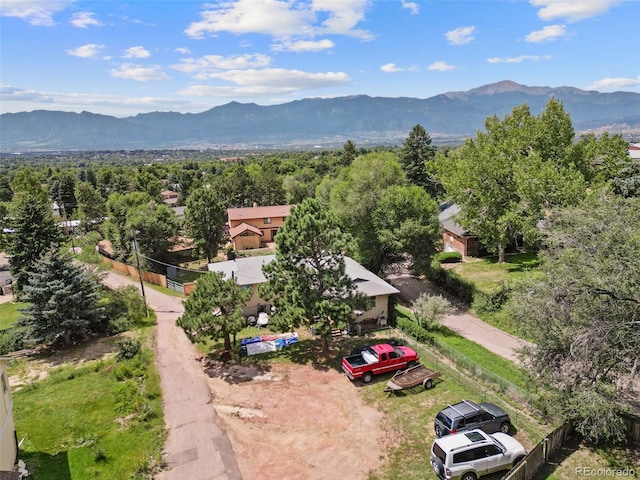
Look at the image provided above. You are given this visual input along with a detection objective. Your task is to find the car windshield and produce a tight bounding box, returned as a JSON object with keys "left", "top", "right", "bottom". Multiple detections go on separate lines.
{"left": 436, "top": 412, "right": 452, "bottom": 428}
{"left": 393, "top": 346, "right": 404, "bottom": 356}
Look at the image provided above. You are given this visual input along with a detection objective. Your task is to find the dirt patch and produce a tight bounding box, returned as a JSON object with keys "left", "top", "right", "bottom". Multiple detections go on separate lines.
{"left": 205, "top": 362, "right": 385, "bottom": 480}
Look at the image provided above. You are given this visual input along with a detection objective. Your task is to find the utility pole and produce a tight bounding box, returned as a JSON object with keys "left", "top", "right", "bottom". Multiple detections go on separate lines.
{"left": 132, "top": 229, "right": 149, "bottom": 318}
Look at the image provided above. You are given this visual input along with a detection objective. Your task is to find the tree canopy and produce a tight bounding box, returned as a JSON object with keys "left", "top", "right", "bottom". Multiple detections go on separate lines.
{"left": 183, "top": 187, "right": 226, "bottom": 263}
{"left": 400, "top": 124, "right": 439, "bottom": 196}
{"left": 510, "top": 192, "right": 640, "bottom": 443}
{"left": 18, "top": 248, "right": 105, "bottom": 347}
{"left": 177, "top": 271, "right": 250, "bottom": 351}
{"left": 259, "top": 198, "right": 362, "bottom": 350}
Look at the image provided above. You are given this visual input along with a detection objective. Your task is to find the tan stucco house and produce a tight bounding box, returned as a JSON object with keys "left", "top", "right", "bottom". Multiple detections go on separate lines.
{"left": 227, "top": 204, "right": 291, "bottom": 251}
{"left": 0, "top": 357, "right": 17, "bottom": 475}
{"left": 207, "top": 255, "right": 399, "bottom": 328}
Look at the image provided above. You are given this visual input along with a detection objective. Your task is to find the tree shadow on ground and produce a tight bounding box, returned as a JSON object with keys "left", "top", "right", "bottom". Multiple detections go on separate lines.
{"left": 20, "top": 450, "right": 71, "bottom": 480}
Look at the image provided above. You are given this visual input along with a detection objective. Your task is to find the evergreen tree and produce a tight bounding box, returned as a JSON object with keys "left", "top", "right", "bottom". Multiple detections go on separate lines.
{"left": 177, "top": 271, "right": 250, "bottom": 351}
{"left": 74, "top": 181, "right": 106, "bottom": 232}
{"left": 341, "top": 140, "right": 358, "bottom": 166}
{"left": 18, "top": 248, "right": 104, "bottom": 347}
{"left": 7, "top": 191, "right": 63, "bottom": 292}
{"left": 259, "top": 198, "right": 363, "bottom": 351}
{"left": 400, "top": 124, "right": 438, "bottom": 195}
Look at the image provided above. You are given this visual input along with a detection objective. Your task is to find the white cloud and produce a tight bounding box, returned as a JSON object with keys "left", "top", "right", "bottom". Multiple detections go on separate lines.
{"left": 487, "top": 54, "right": 552, "bottom": 64}
{"left": 401, "top": 0, "right": 419, "bottom": 15}
{"left": 428, "top": 61, "right": 456, "bottom": 71}
{"left": 0, "top": 83, "right": 208, "bottom": 116}
{"left": 530, "top": 0, "right": 621, "bottom": 22}
{"left": 109, "top": 64, "right": 171, "bottom": 82}
{"left": 525, "top": 24, "right": 568, "bottom": 42}
{"left": 0, "top": 0, "right": 71, "bottom": 26}
{"left": 66, "top": 44, "right": 105, "bottom": 58}
{"left": 445, "top": 26, "right": 475, "bottom": 45}
{"left": 272, "top": 39, "right": 335, "bottom": 52}
{"left": 172, "top": 54, "right": 272, "bottom": 74}
{"left": 586, "top": 76, "right": 640, "bottom": 91}
{"left": 185, "top": 0, "right": 373, "bottom": 41}
{"left": 380, "top": 63, "right": 418, "bottom": 73}
{"left": 175, "top": 47, "right": 192, "bottom": 55}
{"left": 178, "top": 66, "right": 350, "bottom": 97}
{"left": 123, "top": 46, "right": 151, "bottom": 59}
{"left": 70, "top": 11, "right": 102, "bottom": 28}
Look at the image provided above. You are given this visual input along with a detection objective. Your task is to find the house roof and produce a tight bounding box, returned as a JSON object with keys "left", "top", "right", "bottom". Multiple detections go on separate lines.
{"left": 229, "top": 222, "right": 264, "bottom": 238}
{"left": 171, "top": 206, "right": 187, "bottom": 218}
{"left": 439, "top": 203, "right": 473, "bottom": 237}
{"left": 629, "top": 143, "right": 640, "bottom": 160}
{"left": 207, "top": 255, "right": 399, "bottom": 297}
{"left": 227, "top": 204, "right": 292, "bottom": 222}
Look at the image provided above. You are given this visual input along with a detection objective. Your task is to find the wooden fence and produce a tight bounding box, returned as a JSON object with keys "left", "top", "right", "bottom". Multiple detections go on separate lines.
{"left": 100, "top": 255, "right": 195, "bottom": 295}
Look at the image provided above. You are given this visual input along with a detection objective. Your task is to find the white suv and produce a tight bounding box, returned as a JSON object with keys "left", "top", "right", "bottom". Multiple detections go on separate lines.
{"left": 430, "top": 429, "right": 526, "bottom": 480}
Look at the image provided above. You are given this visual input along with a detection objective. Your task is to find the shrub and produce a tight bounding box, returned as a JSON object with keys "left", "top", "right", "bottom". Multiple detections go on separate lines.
{"left": 425, "top": 264, "right": 475, "bottom": 304}
{"left": 473, "top": 284, "right": 511, "bottom": 314}
{"left": 115, "top": 337, "right": 141, "bottom": 361}
{"left": 413, "top": 293, "right": 454, "bottom": 329}
{"left": 0, "top": 327, "right": 26, "bottom": 355}
{"left": 397, "top": 317, "right": 433, "bottom": 344}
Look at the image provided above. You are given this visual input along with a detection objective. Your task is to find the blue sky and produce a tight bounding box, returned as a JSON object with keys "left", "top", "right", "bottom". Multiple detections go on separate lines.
{"left": 1, "top": 0, "right": 639, "bottom": 117}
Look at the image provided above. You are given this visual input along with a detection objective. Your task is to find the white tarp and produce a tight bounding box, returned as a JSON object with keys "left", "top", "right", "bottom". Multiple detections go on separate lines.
{"left": 246, "top": 341, "right": 277, "bottom": 356}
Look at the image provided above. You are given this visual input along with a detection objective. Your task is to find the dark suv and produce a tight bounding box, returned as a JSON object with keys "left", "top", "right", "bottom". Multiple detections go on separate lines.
{"left": 434, "top": 400, "right": 511, "bottom": 437}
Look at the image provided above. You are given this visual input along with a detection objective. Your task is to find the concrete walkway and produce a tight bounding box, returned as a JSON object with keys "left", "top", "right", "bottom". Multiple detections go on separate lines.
{"left": 101, "top": 271, "right": 242, "bottom": 480}
{"left": 386, "top": 272, "right": 532, "bottom": 363}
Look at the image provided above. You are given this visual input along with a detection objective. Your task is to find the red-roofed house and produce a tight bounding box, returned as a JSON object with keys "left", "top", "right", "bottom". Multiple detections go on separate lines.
{"left": 227, "top": 204, "right": 292, "bottom": 251}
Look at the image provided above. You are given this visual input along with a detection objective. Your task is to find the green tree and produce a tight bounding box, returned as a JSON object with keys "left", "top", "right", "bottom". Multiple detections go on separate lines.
{"left": 177, "top": 271, "right": 250, "bottom": 351}
{"left": 127, "top": 202, "right": 180, "bottom": 267}
{"left": 104, "top": 191, "right": 153, "bottom": 256}
{"left": 74, "top": 181, "right": 107, "bottom": 231}
{"left": 324, "top": 151, "right": 406, "bottom": 272}
{"left": 184, "top": 187, "right": 226, "bottom": 263}
{"left": 373, "top": 184, "right": 441, "bottom": 273}
{"left": 49, "top": 170, "right": 77, "bottom": 216}
{"left": 400, "top": 124, "right": 438, "bottom": 196}
{"left": 259, "top": 198, "right": 362, "bottom": 351}
{"left": 7, "top": 191, "right": 63, "bottom": 292}
{"left": 18, "top": 248, "right": 104, "bottom": 347}
{"left": 436, "top": 100, "right": 585, "bottom": 262}
{"left": 510, "top": 192, "right": 640, "bottom": 443}
{"left": 341, "top": 140, "right": 358, "bottom": 166}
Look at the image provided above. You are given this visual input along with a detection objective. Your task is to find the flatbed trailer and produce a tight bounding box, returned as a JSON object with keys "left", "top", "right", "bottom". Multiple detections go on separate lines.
{"left": 384, "top": 364, "right": 441, "bottom": 395}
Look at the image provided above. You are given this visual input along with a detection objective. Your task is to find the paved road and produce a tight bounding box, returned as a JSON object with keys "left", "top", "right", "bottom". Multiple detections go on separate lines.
{"left": 386, "top": 272, "right": 532, "bottom": 363}
{"left": 101, "top": 271, "right": 242, "bottom": 480}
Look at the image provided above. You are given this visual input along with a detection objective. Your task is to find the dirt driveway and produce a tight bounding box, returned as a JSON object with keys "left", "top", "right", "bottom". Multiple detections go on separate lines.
{"left": 205, "top": 360, "right": 384, "bottom": 480}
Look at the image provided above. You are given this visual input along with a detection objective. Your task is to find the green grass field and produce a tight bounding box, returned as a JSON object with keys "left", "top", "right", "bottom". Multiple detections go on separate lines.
{"left": 449, "top": 252, "right": 542, "bottom": 293}
{"left": 12, "top": 339, "right": 165, "bottom": 480}
{"left": 0, "top": 301, "right": 26, "bottom": 330}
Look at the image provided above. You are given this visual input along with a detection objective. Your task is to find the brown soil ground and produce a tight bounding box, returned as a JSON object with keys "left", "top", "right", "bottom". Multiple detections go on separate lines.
{"left": 204, "top": 361, "right": 385, "bottom": 480}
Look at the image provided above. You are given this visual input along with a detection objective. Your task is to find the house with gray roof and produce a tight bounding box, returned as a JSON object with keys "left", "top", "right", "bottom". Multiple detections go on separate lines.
{"left": 439, "top": 203, "right": 480, "bottom": 257}
{"left": 208, "top": 255, "right": 399, "bottom": 327}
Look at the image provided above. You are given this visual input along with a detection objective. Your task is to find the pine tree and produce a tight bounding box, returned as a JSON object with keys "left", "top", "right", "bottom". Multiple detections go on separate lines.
{"left": 18, "top": 248, "right": 104, "bottom": 347}
{"left": 7, "top": 191, "right": 63, "bottom": 292}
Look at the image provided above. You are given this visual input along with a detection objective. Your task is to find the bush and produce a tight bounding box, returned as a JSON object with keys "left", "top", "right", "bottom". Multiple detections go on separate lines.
{"left": 0, "top": 327, "right": 26, "bottom": 354}
{"left": 397, "top": 317, "right": 433, "bottom": 344}
{"left": 434, "top": 251, "right": 462, "bottom": 264}
{"left": 115, "top": 337, "right": 141, "bottom": 361}
{"left": 425, "top": 264, "right": 475, "bottom": 304}
{"left": 473, "top": 284, "right": 511, "bottom": 314}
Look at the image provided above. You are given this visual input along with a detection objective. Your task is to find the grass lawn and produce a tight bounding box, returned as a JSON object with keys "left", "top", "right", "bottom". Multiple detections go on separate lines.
{"left": 450, "top": 252, "right": 542, "bottom": 293}
{"left": 12, "top": 337, "right": 165, "bottom": 480}
{"left": 0, "top": 301, "right": 27, "bottom": 330}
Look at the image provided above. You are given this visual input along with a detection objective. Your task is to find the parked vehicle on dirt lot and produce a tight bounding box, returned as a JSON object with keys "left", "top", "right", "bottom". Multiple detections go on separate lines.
{"left": 430, "top": 429, "right": 526, "bottom": 480}
{"left": 342, "top": 343, "right": 418, "bottom": 383}
{"left": 434, "top": 399, "right": 512, "bottom": 437}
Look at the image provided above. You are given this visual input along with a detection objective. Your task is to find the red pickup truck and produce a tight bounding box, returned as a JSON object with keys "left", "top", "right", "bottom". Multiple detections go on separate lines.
{"left": 342, "top": 343, "right": 419, "bottom": 383}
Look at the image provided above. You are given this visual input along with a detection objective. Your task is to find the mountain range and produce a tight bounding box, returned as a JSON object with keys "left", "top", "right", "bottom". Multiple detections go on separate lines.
{"left": 1, "top": 80, "right": 639, "bottom": 152}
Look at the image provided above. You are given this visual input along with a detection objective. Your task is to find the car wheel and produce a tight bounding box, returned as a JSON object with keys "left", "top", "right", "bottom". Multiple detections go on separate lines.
{"left": 500, "top": 422, "right": 511, "bottom": 434}
{"left": 424, "top": 379, "right": 434, "bottom": 389}
{"left": 435, "top": 424, "right": 442, "bottom": 437}
{"left": 461, "top": 472, "right": 477, "bottom": 480}
{"left": 362, "top": 372, "right": 373, "bottom": 383}
{"left": 431, "top": 458, "right": 444, "bottom": 476}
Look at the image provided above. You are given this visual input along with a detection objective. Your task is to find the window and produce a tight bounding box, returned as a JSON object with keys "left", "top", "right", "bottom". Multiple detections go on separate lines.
{"left": 264, "top": 217, "right": 272, "bottom": 224}
{"left": 388, "top": 351, "right": 399, "bottom": 359}
{"left": 485, "top": 445, "right": 502, "bottom": 457}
